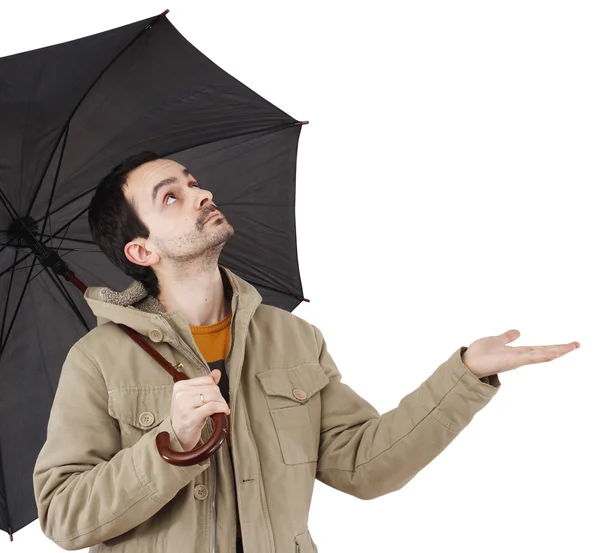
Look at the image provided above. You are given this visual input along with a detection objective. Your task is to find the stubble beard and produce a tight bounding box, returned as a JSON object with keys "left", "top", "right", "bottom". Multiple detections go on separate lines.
{"left": 156, "top": 214, "right": 235, "bottom": 271}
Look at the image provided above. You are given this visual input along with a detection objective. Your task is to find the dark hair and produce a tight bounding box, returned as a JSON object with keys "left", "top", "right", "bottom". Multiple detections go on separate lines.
{"left": 88, "top": 151, "right": 161, "bottom": 297}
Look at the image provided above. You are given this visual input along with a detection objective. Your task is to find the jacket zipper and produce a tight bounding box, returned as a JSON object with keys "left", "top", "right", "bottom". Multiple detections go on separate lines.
{"left": 227, "top": 299, "right": 275, "bottom": 553}
{"left": 234, "top": 366, "right": 275, "bottom": 553}
{"left": 224, "top": 293, "right": 238, "bottom": 550}
{"left": 159, "top": 315, "right": 218, "bottom": 553}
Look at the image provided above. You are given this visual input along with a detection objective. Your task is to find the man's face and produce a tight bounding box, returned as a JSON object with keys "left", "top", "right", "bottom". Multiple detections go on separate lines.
{"left": 123, "top": 158, "right": 234, "bottom": 268}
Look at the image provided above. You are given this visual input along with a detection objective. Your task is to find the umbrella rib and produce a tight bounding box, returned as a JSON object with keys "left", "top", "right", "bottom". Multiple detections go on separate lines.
{"left": 42, "top": 207, "right": 89, "bottom": 245}
{"left": 39, "top": 234, "right": 97, "bottom": 246}
{"left": 0, "top": 250, "right": 19, "bottom": 349}
{"left": 42, "top": 266, "right": 90, "bottom": 332}
{"left": 0, "top": 186, "right": 18, "bottom": 219}
{"left": 0, "top": 230, "right": 12, "bottom": 255}
{"left": 38, "top": 125, "right": 70, "bottom": 239}
{"left": 253, "top": 280, "right": 306, "bottom": 302}
{"left": 222, "top": 262, "right": 306, "bottom": 302}
{"left": 53, "top": 222, "right": 71, "bottom": 255}
{"left": 32, "top": 188, "right": 93, "bottom": 224}
{"left": 0, "top": 252, "right": 31, "bottom": 279}
{"left": 0, "top": 257, "right": 37, "bottom": 358}
{"left": 2, "top": 240, "right": 98, "bottom": 252}
{"left": 0, "top": 241, "right": 15, "bottom": 254}
{"left": 0, "top": 442, "right": 13, "bottom": 540}
{"left": 32, "top": 121, "right": 300, "bottom": 224}
{"left": 25, "top": 11, "right": 170, "bottom": 219}
{"left": 55, "top": 247, "right": 101, "bottom": 253}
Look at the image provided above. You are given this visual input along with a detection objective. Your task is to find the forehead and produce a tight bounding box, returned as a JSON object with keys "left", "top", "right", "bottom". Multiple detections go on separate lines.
{"left": 124, "top": 159, "right": 186, "bottom": 203}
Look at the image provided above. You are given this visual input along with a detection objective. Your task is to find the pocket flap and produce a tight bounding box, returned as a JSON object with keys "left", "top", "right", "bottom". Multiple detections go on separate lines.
{"left": 256, "top": 363, "right": 329, "bottom": 402}
{"left": 108, "top": 385, "right": 173, "bottom": 429}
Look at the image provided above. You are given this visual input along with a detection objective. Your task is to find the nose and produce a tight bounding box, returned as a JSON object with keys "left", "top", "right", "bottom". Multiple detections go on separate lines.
{"left": 194, "top": 188, "right": 213, "bottom": 211}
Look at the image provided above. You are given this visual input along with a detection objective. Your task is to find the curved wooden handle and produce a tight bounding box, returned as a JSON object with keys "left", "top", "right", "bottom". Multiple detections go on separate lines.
{"left": 156, "top": 412, "right": 229, "bottom": 466}
{"left": 61, "top": 273, "right": 230, "bottom": 467}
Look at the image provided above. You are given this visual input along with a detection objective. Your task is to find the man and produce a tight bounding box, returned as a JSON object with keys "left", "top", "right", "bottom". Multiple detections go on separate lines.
{"left": 33, "top": 151, "right": 579, "bottom": 553}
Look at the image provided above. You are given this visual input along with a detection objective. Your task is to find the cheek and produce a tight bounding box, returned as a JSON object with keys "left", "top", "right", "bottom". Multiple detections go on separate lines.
{"left": 150, "top": 213, "right": 180, "bottom": 234}
{"left": 153, "top": 218, "right": 198, "bottom": 248}
{"left": 146, "top": 218, "right": 174, "bottom": 246}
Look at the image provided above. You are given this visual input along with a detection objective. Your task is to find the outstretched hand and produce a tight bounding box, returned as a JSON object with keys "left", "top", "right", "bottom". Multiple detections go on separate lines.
{"left": 462, "top": 329, "right": 580, "bottom": 379}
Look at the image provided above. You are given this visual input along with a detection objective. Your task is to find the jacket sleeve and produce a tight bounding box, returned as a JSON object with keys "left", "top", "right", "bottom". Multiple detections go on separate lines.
{"left": 33, "top": 344, "right": 209, "bottom": 550}
{"left": 313, "top": 325, "right": 500, "bottom": 500}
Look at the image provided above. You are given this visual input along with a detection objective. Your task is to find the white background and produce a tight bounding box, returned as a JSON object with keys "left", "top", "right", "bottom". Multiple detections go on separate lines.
{"left": 1, "top": 1, "right": 598, "bottom": 551}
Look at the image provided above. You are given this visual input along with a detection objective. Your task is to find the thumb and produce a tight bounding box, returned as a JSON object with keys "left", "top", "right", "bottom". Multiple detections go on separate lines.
{"left": 498, "top": 329, "right": 520, "bottom": 345}
{"left": 211, "top": 369, "right": 222, "bottom": 385}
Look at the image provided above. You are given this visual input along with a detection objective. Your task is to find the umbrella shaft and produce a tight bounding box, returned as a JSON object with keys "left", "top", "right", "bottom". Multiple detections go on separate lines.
{"left": 7, "top": 217, "right": 71, "bottom": 277}
{"left": 64, "top": 271, "right": 87, "bottom": 293}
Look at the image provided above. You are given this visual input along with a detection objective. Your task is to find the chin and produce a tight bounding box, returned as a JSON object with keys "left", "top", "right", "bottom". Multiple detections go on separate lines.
{"left": 214, "top": 219, "right": 234, "bottom": 236}
{"left": 205, "top": 222, "right": 234, "bottom": 247}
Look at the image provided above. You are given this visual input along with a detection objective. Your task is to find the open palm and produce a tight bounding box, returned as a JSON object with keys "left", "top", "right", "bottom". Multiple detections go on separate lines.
{"left": 462, "top": 329, "right": 580, "bottom": 378}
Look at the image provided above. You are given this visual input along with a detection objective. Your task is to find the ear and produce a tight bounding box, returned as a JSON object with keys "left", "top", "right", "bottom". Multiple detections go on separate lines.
{"left": 124, "top": 239, "right": 159, "bottom": 267}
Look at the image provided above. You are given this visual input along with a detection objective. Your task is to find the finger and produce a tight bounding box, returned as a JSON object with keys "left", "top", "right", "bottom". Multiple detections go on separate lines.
{"left": 173, "top": 383, "right": 225, "bottom": 403}
{"left": 514, "top": 341, "right": 580, "bottom": 351}
{"left": 497, "top": 329, "right": 520, "bottom": 345}
{"left": 197, "top": 399, "right": 231, "bottom": 415}
{"left": 211, "top": 369, "right": 222, "bottom": 385}
{"left": 185, "top": 389, "right": 224, "bottom": 408}
{"left": 179, "top": 375, "right": 218, "bottom": 387}
{"left": 515, "top": 342, "right": 579, "bottom": 365}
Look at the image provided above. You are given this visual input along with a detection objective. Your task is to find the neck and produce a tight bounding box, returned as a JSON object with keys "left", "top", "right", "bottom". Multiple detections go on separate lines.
{"left": 156, "top": 263, "right": 229, "bottom": 327}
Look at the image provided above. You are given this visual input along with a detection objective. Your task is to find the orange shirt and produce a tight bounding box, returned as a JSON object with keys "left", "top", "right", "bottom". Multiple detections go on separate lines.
{"left": 190, "top": 311, "right": 232, "bottom": 365}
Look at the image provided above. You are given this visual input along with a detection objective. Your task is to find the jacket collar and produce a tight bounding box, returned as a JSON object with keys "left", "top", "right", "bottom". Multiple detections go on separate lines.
{"left": 83, "top": 266, "right": 263, "bottom": 345}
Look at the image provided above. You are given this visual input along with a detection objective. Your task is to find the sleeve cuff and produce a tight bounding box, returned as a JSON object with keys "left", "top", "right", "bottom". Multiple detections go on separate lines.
{"left": 459, "top": 347, "right": 501, "bottom": 390}
{"left": 418, "top": 346, "right": 501, "bottom": 434}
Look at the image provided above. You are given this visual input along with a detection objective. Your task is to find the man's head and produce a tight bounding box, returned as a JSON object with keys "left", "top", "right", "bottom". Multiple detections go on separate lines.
{"left": 88, "top": 152, "right": 234, "bottom": 296}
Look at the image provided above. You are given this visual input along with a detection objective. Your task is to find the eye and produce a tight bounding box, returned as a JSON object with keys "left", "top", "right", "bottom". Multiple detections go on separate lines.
{"left": 165, "top": 193, "right": 177, "bottom": 205}
{"left": 191, "top": 182, "right": 201, "bottom": 189}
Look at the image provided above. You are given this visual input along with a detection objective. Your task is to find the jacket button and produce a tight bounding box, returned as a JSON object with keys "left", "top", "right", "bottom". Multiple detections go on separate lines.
{"left": 149, "top": 329, "right": 163, "bottom": 342}
{"left": 292, "top": 388, "right": 308, "bottom": 401}
{"left": 138, "top": 412, "right": 155, "bottom": 427}
{"left": 194, "top": 484, "right": 208, "bottom": 500}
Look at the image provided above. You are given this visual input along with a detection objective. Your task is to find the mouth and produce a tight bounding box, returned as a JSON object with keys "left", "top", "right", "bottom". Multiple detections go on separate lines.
{"left": 203, "top": 211, "right": 221, "bottom": 224}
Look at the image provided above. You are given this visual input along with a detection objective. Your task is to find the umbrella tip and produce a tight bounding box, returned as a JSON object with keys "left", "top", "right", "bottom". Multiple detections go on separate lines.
{"left": 295, "top": 121, "right": 309, "bottom": 126}
{"left": 8, "top": 527, "right": 13, "bottom": 541}
{"left": 297, "top": 296, "right": 310, "bottom": 303}
{"left": 145, "top": 10, "right": 170, "bottom": 31}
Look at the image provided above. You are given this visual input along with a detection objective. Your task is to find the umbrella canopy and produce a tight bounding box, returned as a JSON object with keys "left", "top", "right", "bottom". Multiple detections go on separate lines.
{"left": 0, "top": 10, "right": 308, "bottom": 538}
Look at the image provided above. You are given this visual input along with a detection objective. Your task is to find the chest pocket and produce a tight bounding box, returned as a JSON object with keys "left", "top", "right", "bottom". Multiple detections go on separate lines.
{"left": 256, "top": 363, "right": 329, "bottom": 465}
{"left": 108, "top": 386, "right": 173, "bottom": 449}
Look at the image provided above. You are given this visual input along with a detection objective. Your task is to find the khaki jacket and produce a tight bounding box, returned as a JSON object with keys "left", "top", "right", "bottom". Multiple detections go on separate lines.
{"left": 33, "top": 267, "right": 500, "bottom": 552}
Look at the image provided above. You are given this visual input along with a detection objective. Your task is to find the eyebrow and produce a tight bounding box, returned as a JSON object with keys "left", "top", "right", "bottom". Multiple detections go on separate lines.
{"left": 151, "top": 168, "right": 190, "bottom": 204}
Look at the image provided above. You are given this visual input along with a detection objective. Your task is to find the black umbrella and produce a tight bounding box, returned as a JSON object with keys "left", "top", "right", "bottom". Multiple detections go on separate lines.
{"left": 0, "top": 10, "right": 309, "bottom": 539}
